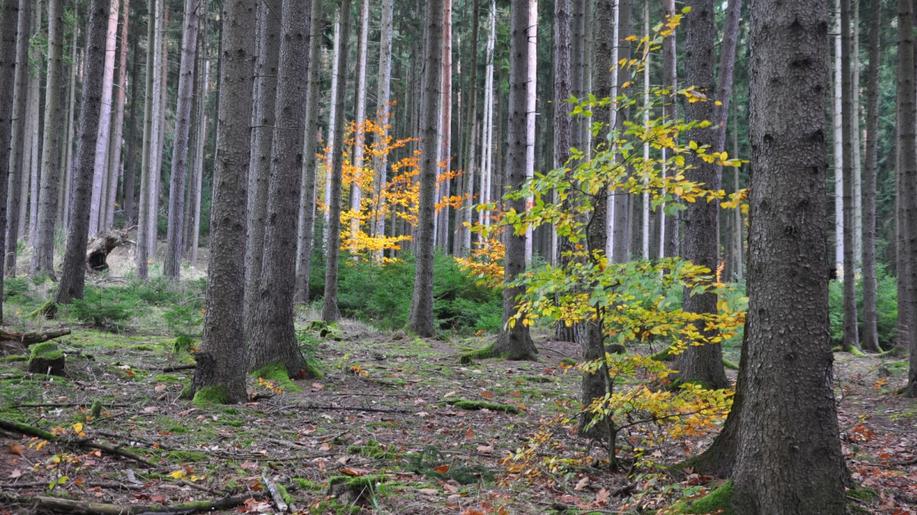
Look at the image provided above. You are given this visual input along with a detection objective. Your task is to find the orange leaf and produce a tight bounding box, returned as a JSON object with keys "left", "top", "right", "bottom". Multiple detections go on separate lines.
{"left": 8, "top": 443, "right": 24, "bottom": 456}
{"left": 433, "top": 464, "right": 450, "bottom": 475}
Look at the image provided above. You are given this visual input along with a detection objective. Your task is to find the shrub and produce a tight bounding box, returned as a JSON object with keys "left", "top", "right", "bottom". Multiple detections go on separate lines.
{"left": 828, "top": 265, "right": 898, "bottom": 348}
{"left": 67, "top": 287, "right": 136, "bottom": 332}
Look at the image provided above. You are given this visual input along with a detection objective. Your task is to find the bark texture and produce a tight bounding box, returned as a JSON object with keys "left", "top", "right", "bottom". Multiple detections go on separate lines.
{"left": 677, "top": 0, "right": 728, "bottom": 389}
{"left": 190, "top": 0, "right": 258, "bottom": 404}
{"left": 0, "top": 0, "right": 19, "bottom": 322}
{"left": 247, "top": 0, "right": 312, "bottom": 376}
{"left": 408, "top": 0, "right": 444, "bottom": 337}
{"left": 861, "top": 1, "right": 881, "bottom": 352}
{"left": 841, "top": 0, "right": 860, "bottom": 350}
{"left": 492, "top": 0, "right": 536, "bottom": 360}
{"left": 731, "top": 0, "right": 848, "bottom": 511}
{"left": 5, "top": 0, "right": 30, "bottom": 276}
{"left": 56, "top": 0, "right": 110, "bottom": 304}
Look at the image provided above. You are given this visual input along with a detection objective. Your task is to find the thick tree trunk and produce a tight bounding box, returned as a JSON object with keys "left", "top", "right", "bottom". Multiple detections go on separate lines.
{"left": 135, "top": 0, "right": 156, "bottom": 279}
{"left": 861, "top": 1, "right": 881, "bottom": 352}
{"left": 349, "top": 0, "right": 369, "bottom": 250}
{"left": 26, "top": 1, "right": 42, "bottom": 247}
{"left": 31, "top": 0, "right": 66, "bottom": 276}
{"left": 897, "top": 0, "right": 917, "bottom": 397}
{"left": 841, "top": 0, "right": 860, "bottom": 351}
{"left": 247, "top": 0, "right": 312, "bottom": 376}
{"left": 370, "top": 0, "right": 395, "bottom": 262}
{"left": 243, "top": 0, "right": 281, "bottom": 306}
{"left": 492, "top": 0, "right": 537, "bottom": 360}
{"left": 56, "top": 0, "right": 111, "bottom": 304}
{"left": 190, "top": 0, "right": 258, "bottom": 404}
{"left": 833, "top": 0, "right": 844, "bottom": 277}
{"left": 731, "top": 0, "right": 848, "bottom": 510}
{"left": 677, "top": 0, "right": 728, "bottom": 389}
{"left": 0, "top": 0, "right": 19, "bottom": 322}
{"left": 293, "top": 1, "right": 323, "bottom": 302}
{"left": 163, "top": 0, "right": 200, "bottom": 279}
{"left": 408, "top": 0, "right": 444, "bottom": 336}
{"left": 321, "top": 0, "right": 352, "bottom": 323}
{"left": 5, "top": 0, "right": 31, "bottom": 277}
{"left": 88, "top": 0, "right": 121, "bottom": 237}
{"left": 552, "top": 0, "right": 574, "bottom": 342}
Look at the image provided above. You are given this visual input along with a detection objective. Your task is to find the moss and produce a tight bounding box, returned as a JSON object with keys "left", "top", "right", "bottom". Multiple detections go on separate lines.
{"left": 1, "top": 354, "right": 28, "bottom": 363}
{"left": 167, "top": 450, "right": 208, "bottom": 462}
{"left": 329, "top": 474, "right": 386, "bottom": 493}
{"left": 446, "top": 398, "right": 519, "bottom": 414}
{"left": 179, "top": 382, "right": 194, "bottom": 400}
{"left": 522, "top": 374, "right": 554, "bottom": 383}
{"left": 275, "top": 483, "right": 293, "bottom": 506}
{"left": 847, "top": 486, "right": 878, "bottom": 502}
{"left": 309, "top": 499, "right": 361, "bottom": 515}
{"left": 292, "top": 477, "right": 324, "bottom": 492}
{"left": 459, "top": 344, "right": 498, "bottom": 364}
{"left": 252, "top": 362, "right": 303, "bottom": 393}
{"left": 154, "top": 373, "right": 182, "bottom": 383}
{"left": 671, "top": 481, "right": 733, "bottom": 514}
{"left": 722, "top": 358, "right": 739, "bottom": 371}
{"left": 192, "top": 385, "right": 230, "bottom": 407}
{"left": 559, "top": 357, "right": 578, "bottom": 367}
{"left": 346, "top": 439, "right": 397, "bottom": 460}
{"left": 30, "top": 342, "right": 63, "bottom": 361}
{"left": 90, "top": 400, "right": 102, "bottom": 418}
{"left": 29, "top": 299, "right": 58, "bottom": 319}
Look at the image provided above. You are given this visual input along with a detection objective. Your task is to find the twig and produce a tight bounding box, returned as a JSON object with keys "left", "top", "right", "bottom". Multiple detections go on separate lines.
{"left": 281, "top": 403, "right": 411, "bottom": 414}
{"left": 261, "top": 473, "right": 289, "bottom": 513}
{"left": 0, "top": 491, "right": 268, "bottom": 514}
{"left": 0, "top": 481, "right": 143, "bottom": 490}
{"left": 0, "top": 418, "right": 156, "bottom": 468}
{"left": 160, "top": 364, "right": 196, "bottom": 372}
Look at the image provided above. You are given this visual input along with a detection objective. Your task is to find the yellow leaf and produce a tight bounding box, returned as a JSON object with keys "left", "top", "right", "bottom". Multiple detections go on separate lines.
{"left": 169, "top": 469, "right": 187, "bottom": 480}
{"left": 72, "top": 422, "right": 83, "bottom": 434}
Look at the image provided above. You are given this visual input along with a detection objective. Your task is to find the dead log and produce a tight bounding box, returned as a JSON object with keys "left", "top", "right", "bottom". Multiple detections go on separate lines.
{"left": 0, "top": 328, "right": 71, "bottom": 346}
{"left": 0, "top": 418, "right": 156, "bottom": 467}
{"left": 0, "top": 492, "right": 268, "bottom": 514}
{"left": 86, "top": 228, "right": 134, "bottom": 272}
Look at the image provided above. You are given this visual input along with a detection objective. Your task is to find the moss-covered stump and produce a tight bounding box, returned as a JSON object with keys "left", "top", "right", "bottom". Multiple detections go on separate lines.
{"left": 670, "top": 481, "right": 733, "bottom": 514}
{"left": 28, "top": 342, "right": 66, "bottom": 376}
{"left": 328, "top": 474, "right": 386, "bottom": 505}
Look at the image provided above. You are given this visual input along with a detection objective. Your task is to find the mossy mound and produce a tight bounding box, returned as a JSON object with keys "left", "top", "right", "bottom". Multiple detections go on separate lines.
{"left": 328, "top": 474, "right": 386, "bottom": 505}
{"left": 191, "top": 385, "right": 230, "bottom": 407}
{"left": 446, "top": 398, "right": 519, "bottom": 414}
{"left": 671, "top": 481, "right": 733, "bottom": 514}
{"left": 252, "top": 363, "right": 303, "bottom": 393}
{"left": 28, "top": 342, "right": 65, "bottom": 376}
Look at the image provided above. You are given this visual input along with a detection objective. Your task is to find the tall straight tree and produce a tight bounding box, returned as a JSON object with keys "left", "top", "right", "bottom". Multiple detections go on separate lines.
{"left": 103, "top": 0, "right": 131, "bottom": 231}
{"left": 477, "top": 0, "right": 496, "bottom": 232}
{"left": 435, "top": 0, "right": 453, "bottom": 251}
{"left": 136, "top": 0, "right": 157, "bottom": 279}
{"left": 188, "top": 50, "right": 209, "bottom": 267}
{"left": 677, "top": 0, "right": 729, "bottom": 389}
{"left": 243, "top": 0, "right": 280, "bottom": 304}
{"left": 0, "top": 0, "right": 19, "bottom": 322}
{"left": 898, "top": 0, "right": 917, "bottom": 397}
{"left": 349, "top": 0, "right": 369, "bottom": 248}
{"left": 371, "top": 0, "right": 395, "bottom": 261}
{"left": 523, "top": 0, "right": 536, "bottom": 264}
{"left": 660, "top": 0, "right": 677, "bottom": 258}
{"left": 190, "top": 0, "right": 258, "bottom": 404}
{"left": 861, "top": 0, "right": 881, "bottom": 352}
{"left": 247, "top": 0, "right": 312, "bottom": 375}
{"left": 88, "top": 0, "right": 121, "bottom": 237}
{"left": 551, "top": 0, "right": 571, "bottom": 267}
{"left": 5, "top": 0, "right": 31, "bottom": 276}
{"left": 492, "top": 0, "right": 537, "bottom": 360}
{"left": 833, "top": 0, "right": 844, "bottom": 277}
{"left": 408, "top": 0, "right": 444, "bottom": 336}
{"left": 731, "top": 0, "right": 848, "bottom": 509}
{"left": 164, "top": 0, "right": 201, "bottom": 279}
{"left": 840, "top": 0, "right": 860, "bottom": 350}
{"left": 321, "top": 0, "right": 351, "bottom": 323}
{"left": 456, "top": 0, "right": 478, "bottom": 258}
{"left": 31, "top": 0, "right": 65, "bottom": 276}
{"left": 56, "top": 0, "right": 111, "bottom": 303}
{"left": 294, "top": 0, "right": 323, "bottom": 302}
{"left": 323, "top": 13, "right": 341, "bottom": 243}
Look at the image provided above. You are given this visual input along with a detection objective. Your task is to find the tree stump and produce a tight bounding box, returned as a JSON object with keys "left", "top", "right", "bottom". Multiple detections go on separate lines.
{"left": 28, "top": 342, "right": 66, "bottom": 376}
{"left": 86, "top": 228, "right": 133, "bottom": 271}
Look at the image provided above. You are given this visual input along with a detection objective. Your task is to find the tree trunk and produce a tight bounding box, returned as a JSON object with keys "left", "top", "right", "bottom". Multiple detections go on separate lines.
{"left": 523, "top": 0, "right": 536, "bottom": 265}
{"left": 135, "top": 0, "right": 155, "bottom": 279}
{"left": 243, "top": 0, "right": 280, "bottom": 306}
{"left": 321, "top": 0, "right": 352, "bottom": 323}
{"left": 609, "top": 0, "right": 630, "bottom": 263}
{"left": 677, "top": 0, "right": 728, "bottom": 389}
{"left": 370, "top": 0, "right": 395, "bottom": 262}
{"left": 188, "top": 40, "right": 209, "bottom": 268}
{"left": 26, "top": 0, "right": 42, "bottom": 246}
{"left": 833, "top": 0, "right": 844, "bottom": 278}
{"left": 102, "top": 0, "right": 130, "bottom": 233}
{"left": 640, "top": 0, "right": 650, "bottom": 260}
{"left": 478, "top": 0, "right": 495, "bottom": 234}
{"left": 492, "top": 0, "right": 537, "bottom": 360}
{"left": 323, "top": 13, "right": 341, "bottom": 249}
{"left": 88, "top": 0, "right": 121, "bottom": 237}
{"left": 861, "top": 1, "right": 881, "bottom": 352}
{"left": 731, "top": 0, "right": 848, "bottom": 510}
{"left": 190, "top": 0, "right": 258, "bottom": 404}
{"left": 852, "top": 0, "right": 863, "bottom": 269}
{"left": 349, "top": 0, "right": 369, "bottom": 250}
{"left": 408, "top": 0, "right": 444, "bottom": 336}
{"left": 31, "top": 0, "right": 66, "bottom": 276}
{"left": 60, "top": 16, "right": 79, "bottom": 232}
{"left": 454, "top": 0, "right": 477, "bottom": 258}
{"left": 122, "top": 21, "right": 140, "bottom": 224}
{"left": 435, "top": 0, "right": 453, "bottom": 253}
{"left": 897, "top": 0, "right": 917, "bottom": 397}
{"left": 661, "top": 0, "right": 677, "bottom": 259}
{"left": 0, "top": 0, "right": 20, "bottom": 322}
{"left": 163, "top": 0, "right": 200, "bottom": 279}
{"left": 552, "top": 0, "right": 574, "bottom": 342}
{"left": 294, "top": 0, "right": 324, "bottom": 302}
{"left": 841, "top": 0, "right": 860, "bottom": 351}
{"left": 247, "top": 0, "right": 312, "bottom": 376}
{"left": 55, "top": 0, "right": 111, "bottom": 304}
{"left": 4, "top": 0, "right": 31, "bottom": 277}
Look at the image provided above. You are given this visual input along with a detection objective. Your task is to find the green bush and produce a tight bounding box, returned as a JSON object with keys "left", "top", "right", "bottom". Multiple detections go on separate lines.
{"left": 829, "top": 266, "right": 898, "bottom": 348}
{"left": 309, "top": 253, "right": 502, "bottom": 334}
{"left": 67, "top": 287, "right": 136, "bottom": 332}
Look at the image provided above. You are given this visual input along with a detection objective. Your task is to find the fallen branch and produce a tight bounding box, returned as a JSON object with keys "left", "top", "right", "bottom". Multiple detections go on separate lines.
{"left": 0, "top": 328, "right": 71, "bottom": 346}
{"left": 0, "top": 481, "right": 143, "bottom": 490}
{"left": 261, "top": 473, "right": 289, "bottom": 513}
{"left": 0, "top": 418, "right": 156, "bottom": 468}
{"left": 281, "top": 403, "right": 411, "bottom": 414}
{"left": 160, "top": 364, "right": 196, "bottom": 372}
{"left": 0, "top": 492, "right": 267, "bottom": 514}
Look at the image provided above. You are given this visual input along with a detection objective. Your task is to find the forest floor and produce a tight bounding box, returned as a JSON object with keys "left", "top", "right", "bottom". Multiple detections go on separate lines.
{"left": 0, "top": 288, "right": 915, "bottom": 513}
